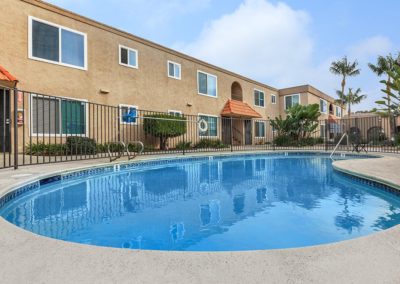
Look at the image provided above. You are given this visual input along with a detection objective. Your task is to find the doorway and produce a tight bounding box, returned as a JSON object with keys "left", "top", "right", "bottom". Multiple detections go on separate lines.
{"left": 244, "top": 120, "right": 252, "bottom": 145}
{"left": 0, "top": 89, "right": 11, "bottom": 152}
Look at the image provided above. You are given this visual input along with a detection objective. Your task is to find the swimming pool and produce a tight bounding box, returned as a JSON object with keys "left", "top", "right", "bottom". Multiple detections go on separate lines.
{"left": 1, "top": 152, "right": 400, "bottom": 251}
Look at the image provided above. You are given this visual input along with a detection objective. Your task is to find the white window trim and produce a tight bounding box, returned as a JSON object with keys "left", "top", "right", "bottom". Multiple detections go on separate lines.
{"left": 119, "top": 104, "right": 138, "bottom": 125}
{"left": 28, "top": 16, "right": 88, "bottom": 71}
{"left": 254, "top": 88, "right": 265, "bottom": 108}
{"left": 198, "top": 113, "right": 219, "bottom": 137}
{"left": 271, "top": 94, "right": 277, "bottom": 105}
{"left": 29, "top": 94, "right": 89, "bottom": 137}
{"left": 336, "top": 106, "right": 342, "bottom": 117}
{"left": 167, "top": 60, "right": 181, "bottom": 80}
{"left": 119, "top": 44, "right": 139, "bottom": 69}
{"left": 254, "top": 121, "right": 266, "bottom": 138}
{"left": 284, "top": 94, "right": 301, "bottom": 110}
{"left": 320, "top": 99, "right": 328, "bottom": 114}
{"left": 168, "top": 110, "right": 182, "bottom": 116}
{"left": 197, "top": 70, "right": 218, "bottom": 98}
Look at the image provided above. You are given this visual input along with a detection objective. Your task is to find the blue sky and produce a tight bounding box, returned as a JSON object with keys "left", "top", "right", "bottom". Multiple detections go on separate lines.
{"left": 47, "top": 0, "right": 399, "bottom": 111}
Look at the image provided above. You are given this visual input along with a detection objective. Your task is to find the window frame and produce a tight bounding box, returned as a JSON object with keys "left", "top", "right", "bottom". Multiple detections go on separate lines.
{"left": 284, "top": 94, "right": 301, "bottom": 110}
{"left": 254, "top": 89, "right": 265, "bottom": 108}
{"left": 119, "top": 104, "right": 138, "bottom": 125}
{"left": 28, "top": 16, "right": 88, "bottom": 71}
{"left": 271, "top": 94, "right": 277, "bottom": 104}
{"left": 198, "top": 113, "right": 219, "bottom": 137}
{"left": 335, "top": 106, "right": 342, "bottom": 117}
{"left": 168, "top": 110, "right": 183, "bottom": 117}
{"left": 254, "top": 121, "right": 266, "bottom": 138}
{"left": 320, "top": 99, "right": 328, "bottom": 114}
{"left": 197, "top": 70, "right": 218, "bottom": 98}
{"left": 167, "top": 60, "right": 181, "bottom": 80}
{"left": 29, "top": 94, "right": 88, "bottom": 137}
{"left": 119, "top": 44, "right": 139, "bottom": 69}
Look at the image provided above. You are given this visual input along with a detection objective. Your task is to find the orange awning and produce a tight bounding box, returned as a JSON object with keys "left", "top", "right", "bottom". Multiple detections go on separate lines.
{"left": 0, "top": 65, "right": 18, "bottom": 83}
{"left": 221, "top": 99, "right": 262, "bottom": 118}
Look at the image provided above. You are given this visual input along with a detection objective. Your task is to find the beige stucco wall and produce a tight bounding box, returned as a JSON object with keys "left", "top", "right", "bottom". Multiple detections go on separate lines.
{"left": 0, "top": 0, "right": 280, "bottom": 121}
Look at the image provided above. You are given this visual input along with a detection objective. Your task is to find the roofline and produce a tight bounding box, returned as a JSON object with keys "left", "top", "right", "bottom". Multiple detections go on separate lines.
{"left": 25, "top": 0, "right": 278, "bottom": 91}
{"left": 278, "top": 84, "right": 339, "bottom": 104}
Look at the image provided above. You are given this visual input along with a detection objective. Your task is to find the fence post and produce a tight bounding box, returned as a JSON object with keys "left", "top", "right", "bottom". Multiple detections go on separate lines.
{"left": 272, "top": 124, "right": 275, "bottom": 151}
{"left": 182, "top": 118, "right": 186, "bottom": 156}
{"left": 324, "top": 119, "right": 329, "bottom": 152}
{"left": 13, "top": 88, "right": 18, "bottom": 169}
{"left": 230, "top": 117, "right": 233, "bottom": 152}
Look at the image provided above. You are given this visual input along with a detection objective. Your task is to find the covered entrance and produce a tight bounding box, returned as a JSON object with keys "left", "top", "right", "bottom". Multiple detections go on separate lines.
{"left": 0, "top": 65, "right": 18, "bottom": 154}
{"left": 221, "top": 84, "right": 262, "bottom": 146}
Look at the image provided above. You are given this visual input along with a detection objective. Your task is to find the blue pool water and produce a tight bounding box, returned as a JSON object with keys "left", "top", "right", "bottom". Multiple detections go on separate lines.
{"left": 1, "top": 154, "right": 400, "bottom": 251}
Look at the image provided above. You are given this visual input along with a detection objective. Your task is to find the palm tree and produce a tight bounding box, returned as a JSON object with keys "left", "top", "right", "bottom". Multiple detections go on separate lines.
{"left": 336, "top": 88, "right": 367, "bottom": 119}
{"left": 330, "top": 56, "right": 361, "bottom": 99}
{"left": 368, "top": 53, "right": 399, "bottom": 137}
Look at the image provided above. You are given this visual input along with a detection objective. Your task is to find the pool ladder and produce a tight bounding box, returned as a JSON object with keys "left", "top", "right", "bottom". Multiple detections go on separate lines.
{"left": 330, "top": 133, "right": 347, "bottom": 159}
{"left": 108, "top": 141, "right": 144, "bottom": 162}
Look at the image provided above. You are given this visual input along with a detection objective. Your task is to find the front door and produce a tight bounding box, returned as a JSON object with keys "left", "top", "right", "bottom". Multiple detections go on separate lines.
{"left": 221, "top": 117, "right": 232, "bottom": 145}
{"left": 244, "top": 119, "right": 252, "bottom": 145}
{"left": 0, "top": 89, "right": 11, "bottom": 152}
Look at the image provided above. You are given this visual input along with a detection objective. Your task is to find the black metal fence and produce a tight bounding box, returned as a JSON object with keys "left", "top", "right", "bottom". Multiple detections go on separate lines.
{"left": 1, "top": 85, "right": 399, "bottom": 169}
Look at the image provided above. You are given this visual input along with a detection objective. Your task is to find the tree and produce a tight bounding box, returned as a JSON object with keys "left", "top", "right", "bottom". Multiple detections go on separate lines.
{"left": 270, "top": 104, "right": 321, "bottom": 141}
{"left": 336, "top": 88, "right": 367, "bottom": 119}
{"left": 369, "top": 53, "right": 400, "bottom": 137}
{"left": 377, "top": 62, "right": 400, "bottom": 116}
{"left": 330, "top": 56, "right": 361, "bottom": 108}
{"left": 143, "top": 114, "right": 187, "bottom": 150}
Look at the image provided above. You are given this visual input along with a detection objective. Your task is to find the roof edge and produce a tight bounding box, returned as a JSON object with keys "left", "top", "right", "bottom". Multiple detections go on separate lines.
{"left": 26, "top": 0, "right": 278, "bottom": 91}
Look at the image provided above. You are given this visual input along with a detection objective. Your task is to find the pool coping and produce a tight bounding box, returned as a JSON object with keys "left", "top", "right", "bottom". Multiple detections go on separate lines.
{"left": 1, "top": 150, "right": 400, "bottom": 283}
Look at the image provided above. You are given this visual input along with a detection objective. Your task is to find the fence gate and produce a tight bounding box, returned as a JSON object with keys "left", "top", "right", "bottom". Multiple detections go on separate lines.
{"left": 0, "top": 89, "right": 11, "bottom": 152}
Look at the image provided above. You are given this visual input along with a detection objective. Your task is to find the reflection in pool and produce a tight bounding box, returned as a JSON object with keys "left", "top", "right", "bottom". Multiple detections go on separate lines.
{"left": 2, "top": 155, "right": 400, "bottom": 251}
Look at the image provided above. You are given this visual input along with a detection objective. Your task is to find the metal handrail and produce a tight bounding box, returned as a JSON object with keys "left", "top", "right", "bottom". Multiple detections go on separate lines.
{"left": 108, "top": 141, "right": 144, "bottom": 162}
{"left": 330, "top": 133, "right": 347, "bottom": 159}
{"left": 127, "top": 141, "right": 144, "bottom": 160}
{"left": 108, "top": 141, "right": 126, "bottom": 162}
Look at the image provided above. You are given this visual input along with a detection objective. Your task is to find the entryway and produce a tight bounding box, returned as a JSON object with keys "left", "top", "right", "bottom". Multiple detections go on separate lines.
{"left": 0, "top": 89, "right": 11, "bottom": 152}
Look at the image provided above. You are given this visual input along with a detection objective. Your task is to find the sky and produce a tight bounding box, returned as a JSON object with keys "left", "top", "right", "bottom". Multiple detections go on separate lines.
{"left": 46, "top": 0, "right": 400, "bottom": 111}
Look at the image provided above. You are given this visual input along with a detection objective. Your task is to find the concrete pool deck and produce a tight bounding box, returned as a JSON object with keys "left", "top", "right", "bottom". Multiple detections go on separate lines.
{"left": 0, "top": 151, "right": 400, "bottom": 283}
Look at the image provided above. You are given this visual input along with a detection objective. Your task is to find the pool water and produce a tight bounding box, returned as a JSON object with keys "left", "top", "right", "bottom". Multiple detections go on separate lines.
{"left": 1, "top": 154, "right": 400, "bottom": 251}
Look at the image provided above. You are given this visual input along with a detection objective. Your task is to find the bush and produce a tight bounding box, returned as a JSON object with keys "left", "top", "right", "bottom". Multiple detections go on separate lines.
{"left": 66, "top": 136, "right": 97, "bottom": 155}
{"left": 194, "top": 139, "right": 228, "bottom": 149}
{"left": 26, "top": 143, "right": 67, "bottom": 156}
{"left": 175, "top": 141, "right": 192, "bottom": 150}
{"left": 395, "top": 133, "right": 400, "bottom": 146}
{"left": 273, "top": 135, "right": 324, "bottom": 147}
{"left": 143, "top": 114, "right": 187, "bottom": 150}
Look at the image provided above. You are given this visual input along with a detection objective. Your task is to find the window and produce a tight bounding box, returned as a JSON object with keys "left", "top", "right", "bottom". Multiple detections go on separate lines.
{"left": 167, "top": 61, "right": 181, "bottom": 80}
{"left": 320, "top": 99, "right": 327, "bottom": 113}
{"left": 336, "top": 106, "right": 342, "bottom": 117}
{"left": 31, "top": 95, "right": 87, "bottom": 135}
{"left": 168, "top": 110, "right": 182, "bottom": 117}
{"left": 254, "top": 89, "right": 265, "bottom": 107}
{"left": 119, "top": 45, "right": 138, "bottom": 69}
{"left": 29, "top": 16, "right": 87, "bottom": 70}
{"left": 119, "top": 104, "right": 138, "bottom": 124}
{"left": 271, "top": 94, "right": 276, "bottom": 104}
{"left": 198, "top": 114, "right": 218, "bottom": 137}
{"left": 255, "top": 121, "right": 265, "bottom": 138}
{"left": 197, "top": 71, "right": 217, "bottom": 98}
{"left": 284, "top": 94, "right": 300, "bottom": 110}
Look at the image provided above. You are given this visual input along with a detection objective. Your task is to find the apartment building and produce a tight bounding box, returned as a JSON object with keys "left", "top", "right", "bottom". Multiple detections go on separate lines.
{"left": 0, "top": 0, "right": 343, "bottom": 151}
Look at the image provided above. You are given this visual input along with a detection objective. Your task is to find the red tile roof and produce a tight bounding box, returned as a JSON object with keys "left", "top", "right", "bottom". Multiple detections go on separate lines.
{"left": 221, "top": 99, "right": 262, "bottom": 118}
{"left": 0, "top": 65, "right": 18, "bottom": 82}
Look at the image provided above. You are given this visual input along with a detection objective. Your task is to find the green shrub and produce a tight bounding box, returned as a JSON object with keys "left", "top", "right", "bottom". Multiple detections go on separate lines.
{"left": 26, "top": 143, "right": 67, "bottom": 156}
{"left": 273, "top": 135, "right": 324, "bottom": 147}
{"left": 175, "top": 141, "right": 192, "bottom": 150}
{"left": 194, "top": 138, "right": 227, "bottom": 149}
{"left": 66, "top": 136, "right": 97, "bottom": 155}
{"left": 395, "top": 133, "right": 400, "bottom": 146}
{"left": 143, "top": 114, "right": 187, "bottom": 150}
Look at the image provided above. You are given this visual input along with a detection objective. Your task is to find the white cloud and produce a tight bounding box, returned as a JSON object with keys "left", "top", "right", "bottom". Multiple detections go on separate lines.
{"left": 178, "top": 0, "right": 314, "bottom": 87}
{"left": 347, "top": 36, "right": 393, "bottom": 61}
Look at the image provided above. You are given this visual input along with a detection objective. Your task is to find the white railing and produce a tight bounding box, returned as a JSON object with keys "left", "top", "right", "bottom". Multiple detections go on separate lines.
{"left": 330, "top": 133, "right": 347, "bottom": 159}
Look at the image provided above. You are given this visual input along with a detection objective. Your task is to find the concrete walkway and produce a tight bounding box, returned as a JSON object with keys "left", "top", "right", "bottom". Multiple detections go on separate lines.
{"left": 0, "top": 151, "right": 400, "bottom": 283}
